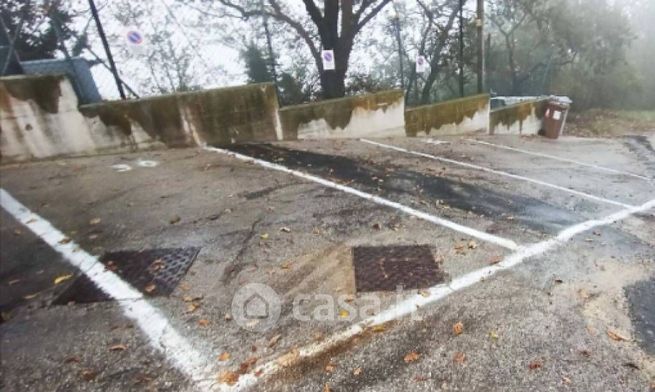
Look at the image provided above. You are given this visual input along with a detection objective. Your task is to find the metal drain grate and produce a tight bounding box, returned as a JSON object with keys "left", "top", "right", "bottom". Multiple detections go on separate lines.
{"left": 352, "top": 245, "right": 444, "bottom": 292}
{"left": 53, "top": 247, "right": 200, "bottom": 305}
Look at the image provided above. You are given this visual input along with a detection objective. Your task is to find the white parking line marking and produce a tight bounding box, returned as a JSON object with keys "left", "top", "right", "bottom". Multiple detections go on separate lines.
{"left": 0, "top": 189, "right": 216, "bottom": 391}
{"left": 424, "top": 139, "right": 450, "bottom": 145}
{"left": 233, "top": 197, "right": 655, "bottom": 391}
{"left": 361, "top": 139, "right": 635, "bottom": 208}
{"left": 467, "top": 139, "right": 652, "bottom": 181}
{"left": 204, "top": 146, "right": 519, "bottom": 250}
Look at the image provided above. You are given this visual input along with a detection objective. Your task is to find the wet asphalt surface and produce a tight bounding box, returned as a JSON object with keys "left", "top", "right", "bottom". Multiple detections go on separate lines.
{"left": 1, "top": 134, "right": 654, "bottom": 391}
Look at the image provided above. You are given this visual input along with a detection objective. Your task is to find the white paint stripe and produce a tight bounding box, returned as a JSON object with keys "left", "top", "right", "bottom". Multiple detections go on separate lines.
{"left": 362, "top": 138, "right": 635, "bottom": 208}
{"left": 424, "top": 138, "right": 450, "bottom": 145}
{"left": 0, "top": 189, "right": 217, "bottom": 391}
{"left": 203, "top": 146, "right": 518, "bottom": 250}
{"left": 467, "top": 139, "right": 652, "bottom": 181}
{"left": 232, "top": 197, "right": 655, "bottom": 391}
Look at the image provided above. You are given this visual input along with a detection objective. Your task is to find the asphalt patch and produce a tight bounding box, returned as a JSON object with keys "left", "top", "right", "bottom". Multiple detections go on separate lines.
{"left": 226, "top": 144, "right": 582, "bottom": 234}
{"left": 625, "top": 276, "right": 655, "bottom": 355}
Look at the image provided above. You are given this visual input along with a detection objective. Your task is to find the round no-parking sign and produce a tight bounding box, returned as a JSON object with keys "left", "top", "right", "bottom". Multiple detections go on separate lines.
{"left": 124, "top": 27, "right": 146, "bottom": 52}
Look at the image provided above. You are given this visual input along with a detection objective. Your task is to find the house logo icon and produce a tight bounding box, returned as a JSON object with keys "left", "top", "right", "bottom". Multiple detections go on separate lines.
{"left": 232, "top": 283, "right": 281, "bottom": 332}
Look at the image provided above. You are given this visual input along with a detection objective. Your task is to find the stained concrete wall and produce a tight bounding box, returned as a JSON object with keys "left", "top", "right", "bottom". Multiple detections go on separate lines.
{"left": 405, "top": 94, "right": 490, "bottom": 137}
{"left": 1, "top": 74, "right": 281, "bottom": 162}
{"left": 490, "top": 99, "right": 547, "bottom": 135}
{"left": 0, "top": 74, "right": 153, "bottom": 162}
{"left": 278, "top": 90, "right": 405, "bottom": 140}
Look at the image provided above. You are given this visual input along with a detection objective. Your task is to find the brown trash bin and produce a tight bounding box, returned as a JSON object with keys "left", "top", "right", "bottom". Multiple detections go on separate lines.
{"left": 542, "top": 101, "right": 570, "bottom": 139}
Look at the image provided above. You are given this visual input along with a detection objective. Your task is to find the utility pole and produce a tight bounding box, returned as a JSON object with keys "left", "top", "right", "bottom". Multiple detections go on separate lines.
{"left": 458, "top": 0, "right": 465, "bottom": 97}
{"left": 393, "top": 13, "right": 404, "bottom": 89}
{"left": 260, "top": 0, "right": 278, "bottom": 86}
{"left": 88, "top": 0, "right": 126, "bottom": 100}
{"left": 476, "top": 0, "right": 485, "bottom": 93}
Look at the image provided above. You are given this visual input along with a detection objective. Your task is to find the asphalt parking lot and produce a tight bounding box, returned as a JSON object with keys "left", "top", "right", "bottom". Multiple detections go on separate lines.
{"left": 1, "top": 134, "right": 654, "bottom": 391}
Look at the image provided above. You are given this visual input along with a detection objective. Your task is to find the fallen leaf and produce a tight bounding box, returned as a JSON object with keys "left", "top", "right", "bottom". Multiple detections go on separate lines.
{"left": 54, "top": 274, "right": 74, "bottom": 285}
{"left": 169, "top": 216, "right": 181, "bottom": 224}
{"left": 324, "top": 363, "right": 336, "bottom": 373}
{"left": 276, "top": 348, "right": 300, "bottom": 367}
{"left": 109, "top": 344, "right": 127, "bottom": 352}
{"left": 186, "top": 302, "right": 200, "bottom": 313}
{"left": 468, "top": 240, "right": 478, "bottom": 249}
{"left": 323, "top": 384, "right": 331, "bottom": 392}
{"left": 144, "top": 283, "right": 156, "bottom": 294}
{"left": 453, "top": 321, "right": 464, "bottom": 336}
{"left": 371, "top": 325, "right": 386, "bottom": 333}
{"left": 607, "top": 330, "right": 630, "bottom": 342}
{"left": 260, "top": 233, "right": 269, "bottom": 240}
{"left": 81, "top": 369, "right": 97, "bottom": 381}
{"left": 404, "top": 351, "right": 420, "bottom": 363}
{"left": 528, "top": 360, "right": 543, "bottom": 370}
{"left": 89, "top": 218, "right": 101, "bottom": 225}
{"left": 64, "top": 356, "right": 81, "bottom": 364}
{"left": 489, "top": 331, "right": 499, "bottom": 340}
{"left": 58, "top": 238, "right": 72, "bottom": 245}
{"left": 280, "top": 261, "right": 292, "bottom": 270}
{"left": 218, "top": 371, "right": 240, "bottom": 386}
{"left": 268, "top": 334, "right": 282, "bottom": 348}
{"left": 488, "top": 255, "right": 503, "bottom": 265}
{"left": 562, "top": 376, "right": 572, "bottom": 385}
{"left": 105, "top": 261, "right": 118, "bottom": 271}
{"left": 198, "top": 319, "right": 210, "bottom": 327}
{"left": 134, "top": 373, "right": 154, "bottom": 385}
{"left": 353, "top": 367, "right": 362, "bottom": 376}
{"left": 239, "top": 357, "right": 258, "bottom": 374}
{"left": 453, "top": 352, "right": 466, "bottom": 364}
{"left": 578, "top": 288, "right": 591, "bottom": 300}
{"left": 13, "top": 229, "right": 22, "bottom": 236}
{"left": 280, "top": 227, "right": 291, "bottom": 233}
{"left": 218, "top": 352, "right": 231, "bottom": 361}
{"left": 338, "top": 309, "right": 350, "bottom": 318}
{"left": 149, "top": 259, "right": 165, "bottom": 272}
{"left": 418, "top": 289, "right": 430, "bottom": 298}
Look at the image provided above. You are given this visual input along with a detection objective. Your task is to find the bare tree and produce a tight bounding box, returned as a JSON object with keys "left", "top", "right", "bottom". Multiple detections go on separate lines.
{"left": 217, "top": 0, "right": 393, "bottom": 99}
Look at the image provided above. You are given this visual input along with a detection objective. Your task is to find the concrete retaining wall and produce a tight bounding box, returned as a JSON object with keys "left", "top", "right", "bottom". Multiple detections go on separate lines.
{"left": 278, "top": 90, "right": 405, "bottom": 140}
{"left": 3, "top": 73, "right": 548, "bottom": 163}
{"left": 405, "top": 94, "right": 490, "bottom": 137}
{"left": 1, "top": 74, "right": 281, "bottom": 162}
{"left": 490, "top": 99, "right": 547, "bottom": 135}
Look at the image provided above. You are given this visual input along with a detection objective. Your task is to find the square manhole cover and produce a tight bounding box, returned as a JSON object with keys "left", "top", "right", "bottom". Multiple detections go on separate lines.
{"left": 352, "top": 245, "right": 444, "bottom": 292}
{"left": 53, "top": 247, "right": 200, "bottom": 305}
